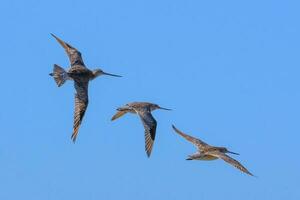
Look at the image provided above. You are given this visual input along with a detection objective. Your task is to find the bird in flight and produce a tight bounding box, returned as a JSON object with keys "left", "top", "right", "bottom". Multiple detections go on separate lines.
{"left": 111, "top": 102, "right": 171, "bottom": 157}
{"left": 50, "top": 33, "right": 121, "bottom": 142}
{"left": 172, "top": 125, "right": 254, "bottom": 176}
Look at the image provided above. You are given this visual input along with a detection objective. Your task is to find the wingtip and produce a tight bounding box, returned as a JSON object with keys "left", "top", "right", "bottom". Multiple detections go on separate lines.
{"left": 145, "top": 147, "right": 152, "bottom": 158}
{"left": 71, "top": 138, "right": 76, "bottom": 143}
{"left": 247, "top": 171, "right": 256, "bottom": 177}
{"left": 110, "top": 115, "right": 117, "bottom": 121}
{"left": 146, "top": 152, "right": 151, "bottom": 158}
{"left": 50, "top": 33, "right": 65, "bottom": 45}
{"left": 50, "top": 33, "right": 64, "bottom": 44}
{"left": 71, "top": 134, "right": 77, "bottom": 143}
{"left": 246, "top": 170, "right": 256, "bottom": 177}
{"left": 172, "top": 124, "right": 179, "bottom": 132}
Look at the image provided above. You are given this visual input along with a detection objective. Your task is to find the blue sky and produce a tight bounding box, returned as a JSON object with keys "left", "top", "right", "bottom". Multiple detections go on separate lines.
{"left": 0, "top": 0, "right": 300, "bottom": 199}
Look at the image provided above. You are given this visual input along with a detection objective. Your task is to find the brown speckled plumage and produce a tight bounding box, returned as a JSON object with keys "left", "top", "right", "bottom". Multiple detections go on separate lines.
{"left": 50, "top": 34, "right": 121, "bottom": 142}
{"left": 111, "top": 102, "right": 171, "bottom": 157}
{"left": 172, "top": 125, "right": 254, "bottom": 176}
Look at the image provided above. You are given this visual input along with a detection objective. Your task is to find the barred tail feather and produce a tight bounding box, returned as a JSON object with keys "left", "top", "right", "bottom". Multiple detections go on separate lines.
{"left": 49, "top": 64, "right": 68, "bottom": 87}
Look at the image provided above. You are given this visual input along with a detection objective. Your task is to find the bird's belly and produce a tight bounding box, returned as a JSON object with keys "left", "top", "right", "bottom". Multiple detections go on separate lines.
{"left": 68, "top": 72, "right": 90, "bottom": 80}
{"left": 68, "top": 67, "right": 91, "bottom": 78}
{"left": 198, "top": 155, "right": 218, "bottom": 161}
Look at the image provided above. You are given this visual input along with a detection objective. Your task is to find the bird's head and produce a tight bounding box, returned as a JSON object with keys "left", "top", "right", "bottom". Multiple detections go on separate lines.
{"left": 92, "top": 68, "right": 122, "bottom": 79}
{"left": 150, "top": 104, "right": 172, "bottom": 111}
{"left": 222, "top": 147, "right": 239, "bottom": 155}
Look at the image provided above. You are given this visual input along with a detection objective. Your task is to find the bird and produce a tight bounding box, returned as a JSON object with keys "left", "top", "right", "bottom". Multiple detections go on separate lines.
{"left": 49, "top": 33, "right": 121, "bottom": 142}
{"left": 111, "top": 102, "right": 171, "bottom": 157}
{"left": 172, "top": 125, "right": 254, "bottom": 176}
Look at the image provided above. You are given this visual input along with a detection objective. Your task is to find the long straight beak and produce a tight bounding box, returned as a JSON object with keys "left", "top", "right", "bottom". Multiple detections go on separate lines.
{"left": 158, "top": 106, "right": 172, "bottom": 111}
{"left": 103, "top": 71, "right": 122, "bottom": 77}
{"left": 227, "top": 151, "right": 240, "bottom": 155}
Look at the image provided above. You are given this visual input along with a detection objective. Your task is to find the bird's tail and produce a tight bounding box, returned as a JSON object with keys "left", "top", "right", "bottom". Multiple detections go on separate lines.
{"left": 49, "top": 64, "right": 69, "bottom": 87}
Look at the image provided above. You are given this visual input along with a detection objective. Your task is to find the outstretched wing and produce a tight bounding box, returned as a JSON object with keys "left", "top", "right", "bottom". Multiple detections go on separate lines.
{"left": 172, "top": 125, "right": 208, "bottom": 150}
{"left": 51, "top": 33, "right": 85, "bottom": 66}
{"left": 211, "top": 151, "right": 254, "bottom": 176}
{"left": 71, "top": 80, "right": 89, "bottom": 142}
{"left": 137, "top": 108, "right": 157, "bottom": 157}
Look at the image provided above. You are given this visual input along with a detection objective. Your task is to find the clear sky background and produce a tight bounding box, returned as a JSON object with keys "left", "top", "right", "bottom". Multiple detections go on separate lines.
{"left": 0, "top": 0, "right": 300, "bottom": 199}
